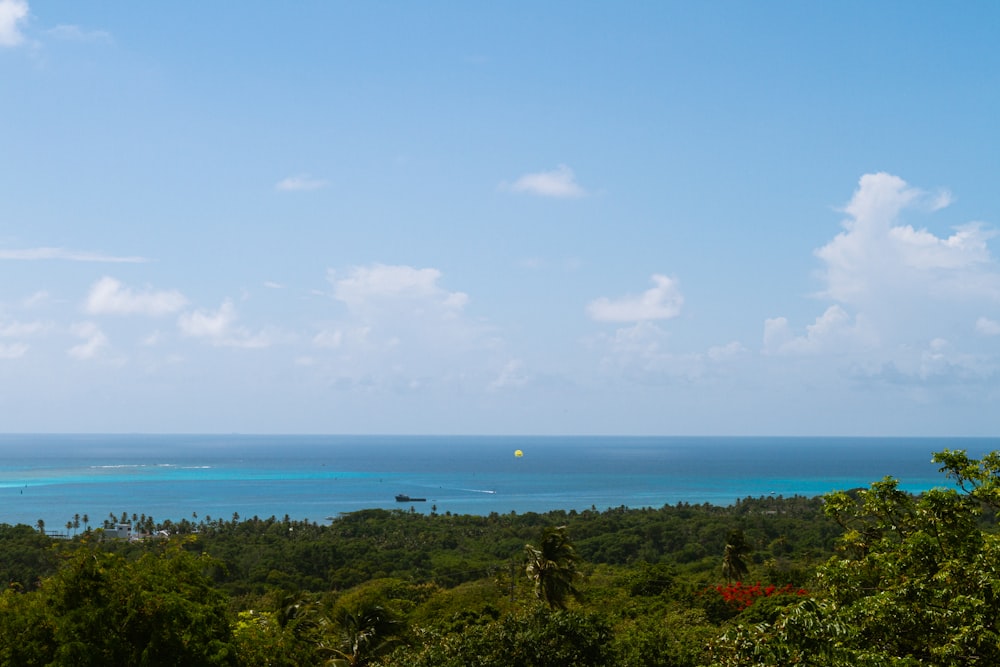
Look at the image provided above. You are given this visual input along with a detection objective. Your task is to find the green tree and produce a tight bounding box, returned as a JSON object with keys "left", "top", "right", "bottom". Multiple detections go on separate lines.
{"left": 721, "top": 528, "right": 751, "bottom": 584}
{"left": 0, "top": 541, "right": 237, "bottom": 666}
{"left": 392, "top": 606, "right": 612, "bottom": 667}
{"left": 326, "top": 603, "right": 403, "bottom": 666}
{"left": 524, "top": 525, "right": 582, "bottom": 610}
{"left": 714, "top": 449, "right": 1000, "bottom": 666}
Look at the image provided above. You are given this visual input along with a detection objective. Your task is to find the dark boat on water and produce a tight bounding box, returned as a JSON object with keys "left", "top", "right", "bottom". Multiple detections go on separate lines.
{"left": 395, "top": 494, "right": 426, "bottom": 502}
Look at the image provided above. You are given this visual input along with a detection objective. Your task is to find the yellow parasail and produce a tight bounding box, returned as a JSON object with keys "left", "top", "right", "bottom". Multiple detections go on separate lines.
{"left": 514, "top": 449, "right": 524, "bottom": 458}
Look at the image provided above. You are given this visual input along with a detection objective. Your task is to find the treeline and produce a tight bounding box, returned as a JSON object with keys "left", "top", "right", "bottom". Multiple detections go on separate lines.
{"left": 2, "top": 449, "right": 999, "bottom": 665}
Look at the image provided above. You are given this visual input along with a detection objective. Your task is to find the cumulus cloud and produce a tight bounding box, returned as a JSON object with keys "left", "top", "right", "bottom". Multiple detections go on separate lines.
{"left": 275, "top": 174, "right": 328, "bottom": 192}
{"left": 177, "top": 301, "right": 274, "bottom": 348}
{"left": 67, "top": 321, "right": 108, "bottom": 360}
{"left": 0, "top": 247, "right": 148, "bottom": 263}
{"left": 816, "top": 172, "right": 998, "bottom": 305}
{"left": 765, "top": 172, "right": 1000, "bottom": 388}
{"left": 502, "top": 164, "right": 587, "bottom": 198}
{"left": 0, "top": 0, "right": 28, "bottom": 48}
{"left": 84, "top": 277, "right": 188, "bottom": 316}
{"left": 763, "top": 306, "right": 875, "bottom": 355}
{"left": 178, "top": 301, "right": 237, "bottom": 339}
{"left": 331, "top": 264, "right": 469, "bottom": 311}
{"left": 587, "top": 275, "right": 683, "bottom": 322}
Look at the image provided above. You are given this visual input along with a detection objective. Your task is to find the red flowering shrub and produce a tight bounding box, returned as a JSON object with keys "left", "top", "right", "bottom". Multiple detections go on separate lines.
{"left": 709, "top": 582, "right": 807, "bottom": 611}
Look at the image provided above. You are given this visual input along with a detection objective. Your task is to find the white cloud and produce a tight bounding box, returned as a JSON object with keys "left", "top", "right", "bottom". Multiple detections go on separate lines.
{"left": 177, "top": 301, "right": 274, "bottom": 348}
{"left": 331, "top": 264, "right": 469, "bottom": 311}
{"left": 312, "top": 329, "right": 343, "bottom": 348}
{"left": 489, "top": 359, "right": 529, "bottom": 390}
{"left": 856, "top": 336, "right": 997, "bottom": 387}
{"left": 0, "top": 0, "right": 28, "bottom": 48}
{"left": 0, "top": 342, "right": 28, "bottom": 359}
{"left": 763, "top": 305, "right": 875, "bottom": 355}
{"left": 587, "top": 274, "right": 683, "bottom": 322}
{"left": 44, "top": 24, "right": 111, "bottom": 43}
{"left": 178, "top": 301, "right": 236, "bottom": 338}
{"left": 592, "top": 321, "right": 711, "bottom": 382}
{"left": 68, "top": 321, "right": 108, "bottom": 360}
{"left": 930, "top": 190, "right": 954, "bottom": 212}
{"left": 84, "top": 277, "right": 188, "bottom": 316}
{"left": 141, "top": 331, "right": 164, "bottom": 346}
{"left": 0, "top": 319, "right": 47, "bottom": 359}
{"left": 0, "top": 247, "right": 148, "bottom": 263}
{"left": 307, "top": 263, "right": 499, "bottom": 392}
{"left": 0, "top": 320, "right": 46, "bottom": 337}
{"left": 275, "top": 174, "right": 328, "bottom": 192}
{"left": 816, "top": 172, "right": 999, "bottom": 305}
{"left": 764, "top": 173, "right": 1000, "bottom": 397}
{"left": 503, "top": 164, "right": 587, "bottom": 198}
{"left": 707, "top": 341, "right": 746, "bottom": 362}
{"left": 22, "top": 291, "right": 50, "bottom": 308}
{"left": 976, "top": 317, "right": 1000, "bottom": 336}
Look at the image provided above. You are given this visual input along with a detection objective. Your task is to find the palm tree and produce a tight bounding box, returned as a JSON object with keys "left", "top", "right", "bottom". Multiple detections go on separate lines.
{"left": 722, "top": 529, "right": 751, "bottom": 584}
{"left": 36, "top": 518, "right": 45, "bottom": 535}
{"left": 326, "top": 604, "right": 403, "bottom": 666}
{"left": 524, "top": 525, "right": 582, "bottom": 610}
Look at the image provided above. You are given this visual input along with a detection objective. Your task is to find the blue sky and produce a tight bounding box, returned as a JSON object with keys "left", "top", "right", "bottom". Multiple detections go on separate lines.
{"left": 2, "top": 1, "right": 1000, "bottom": 435}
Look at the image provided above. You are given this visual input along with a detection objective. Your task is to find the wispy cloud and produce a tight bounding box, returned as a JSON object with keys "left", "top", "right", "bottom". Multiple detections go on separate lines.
{"left": 0, "top": 320, "right": 48, "bottom": 337}
{"left": 488, "top": 359, "right": 529, "bottom": 390}
{"left": 275, "top": 174, "right": 328, "bottom": 192}
{"left": 590, "top": 321, "right": 719, "bottom": 383}
{"left": 0, "top": 0, "right": 28, "bottom": 48}
{"left": 976, "top": 317, "right": 1000, "bottom": 336}
{"left": 0, "top": 247, "right": 148, "bottom": 263}
{"left": 502, "top": 164, "right": 587, "bottom": 198}
{"left": 84, "top": 277, "right": 188, "bottom": 317}
{"left": 0, "top": 342, "right": 28, "bottom": 359}
{"left": 44, "top": 24, "right": 111, "bottom": 43}
{"left": 587, "top": 274, "right": 684, "bottom": 322}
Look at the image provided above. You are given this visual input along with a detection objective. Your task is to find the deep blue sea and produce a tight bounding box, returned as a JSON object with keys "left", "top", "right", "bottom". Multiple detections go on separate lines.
{"left": 1, "top": 435, "right": 996, "bottom": 532}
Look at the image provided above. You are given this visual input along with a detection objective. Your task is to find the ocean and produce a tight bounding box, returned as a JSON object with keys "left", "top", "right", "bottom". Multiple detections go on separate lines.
{"left": 0, "top": 434, "right": 996, "bottom": 532}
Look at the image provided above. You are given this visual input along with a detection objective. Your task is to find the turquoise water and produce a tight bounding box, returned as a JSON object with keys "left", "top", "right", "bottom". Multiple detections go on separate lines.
{"left": 1, "top": 434, "right": 996, "bottom": 531}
